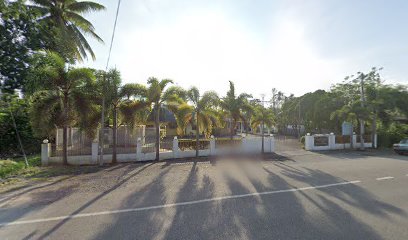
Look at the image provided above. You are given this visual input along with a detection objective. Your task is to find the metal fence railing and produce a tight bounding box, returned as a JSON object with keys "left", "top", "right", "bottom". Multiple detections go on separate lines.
{"left": 215, "top": 138, "right": 242, "bottom": 148}
{"left": 314, "top": 136, "right": 329, "bottom": 146}
{"left": 335, "top": 135, "right": 351, "bottom": 144}
{"left": 178, "top": 139, "right": 211, "bottom": 151}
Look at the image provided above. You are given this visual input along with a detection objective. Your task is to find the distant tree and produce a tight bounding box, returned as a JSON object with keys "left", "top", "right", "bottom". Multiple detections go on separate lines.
{"left": 220, "top": 81, "right": 252, "bottom": 139}
{"left": 180, "top": 87, "right": 220, "bottom": 156}
{"left": 96, "top": 70, "right": 148, "bottom": 163}
{"left": 251, "top": 104, "right": 275, "bottom": 153}
{"left": 146, "top": 77, "right": 181, "bottom": 161}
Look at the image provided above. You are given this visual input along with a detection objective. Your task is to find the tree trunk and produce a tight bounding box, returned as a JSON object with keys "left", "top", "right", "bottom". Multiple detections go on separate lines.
{"left": 372, "top": 113, "right": 377, "bottom": 148}
{"left": 230, "top": 119, "right": 235, "bottom": 140}
{"left": 195, "top": 111, "right": 199, "bottom": 157}
{"left": 112, "top": 105, "right": 118, "bottom": 164}
{"left": 155, "top": 105, "right": 160, "bottom": 161}
{"left": 261, "top": 120, "right": 264, "bottom": 154}
{"left": 62, "top": 94, "right": 69, "bottom": 165}
{"left": 359, "top": 119, "right": 365, "bottom": 150}
{"left": 350, "top": 124, "right": 354, "bottom": 149}
{"left": 62, "top": 125, "right": 68, "bottom": 165}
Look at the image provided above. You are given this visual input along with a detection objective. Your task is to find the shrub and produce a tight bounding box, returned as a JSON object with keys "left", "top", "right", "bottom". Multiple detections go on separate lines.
{"left": 378, "top": 123, "right": 408, "bottom": 148}
{"left": 0, "top": 96, "right": 41, "bottom": 158}
{"left": 0, "top": 155, "right": 41, "bottom": 179}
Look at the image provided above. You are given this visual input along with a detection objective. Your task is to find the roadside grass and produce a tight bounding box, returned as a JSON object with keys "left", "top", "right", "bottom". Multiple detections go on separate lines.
{"left": 0, "top": 156, "right": 102, "bottom": 192}
{"left": 0, "top": 155, "right": 42, "bottom": 179}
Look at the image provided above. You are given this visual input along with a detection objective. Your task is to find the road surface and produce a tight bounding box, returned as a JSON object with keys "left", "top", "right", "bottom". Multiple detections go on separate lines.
{"left": 0, "top": 150, "right": 407, "bottom": 239}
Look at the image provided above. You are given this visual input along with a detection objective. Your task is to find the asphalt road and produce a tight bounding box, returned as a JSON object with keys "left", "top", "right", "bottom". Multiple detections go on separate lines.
{"left": 0, "top": 150, "right": 407, "bottom": 240}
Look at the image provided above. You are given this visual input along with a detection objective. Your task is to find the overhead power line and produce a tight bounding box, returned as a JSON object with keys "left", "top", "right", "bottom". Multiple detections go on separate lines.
{"left": 105, "top": 0, "right": 122, "bottom": 70}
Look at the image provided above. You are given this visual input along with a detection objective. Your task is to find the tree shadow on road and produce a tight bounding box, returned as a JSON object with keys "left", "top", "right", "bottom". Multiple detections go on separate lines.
{"left": 32, "top": 162, "right": 155, "bottom": 239}
{"left": 92, "top": 158, "right": 400, "bottom": 240}
{"left": 275, "top": 163, "right": 406, "bottom": 219}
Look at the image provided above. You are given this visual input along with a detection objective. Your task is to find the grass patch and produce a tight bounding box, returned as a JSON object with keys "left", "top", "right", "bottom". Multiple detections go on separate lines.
{"left": 0, "top": 155, "right": 41, "bottom": 179}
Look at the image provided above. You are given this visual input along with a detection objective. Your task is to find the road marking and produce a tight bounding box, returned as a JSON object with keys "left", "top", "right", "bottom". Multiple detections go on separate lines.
{"left": 0, "top": 180, "right": 361, "bottom": 227}
{"left": 376, "top": 176, "right": 394, "bottom": 181}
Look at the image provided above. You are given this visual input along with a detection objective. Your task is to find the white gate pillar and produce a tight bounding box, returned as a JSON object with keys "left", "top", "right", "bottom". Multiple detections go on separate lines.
{"left": 41, "top": 139, "right": 51, "bottom": 166}
{"left": 92, "top": 141, "right": 99, "bottom": 164}
{"left": 305, "top": 133, "right": 313, "bottom": 151}
{"left": 172, "top": 136, "right": 179, "bottom": 158}
{"left": 210, "top": 135, "right": 215, "bottom": 155}
{"left": 136, "top": 137, "right": 142, "bottom": 161}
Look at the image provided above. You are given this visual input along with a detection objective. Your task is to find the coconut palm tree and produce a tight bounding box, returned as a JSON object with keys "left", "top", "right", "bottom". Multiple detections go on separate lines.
{"left": 146, "top": 77, "right": 182, "bottom": 161}
{"left": 251, "top": 104, "right": 275, "bottom": 153}
{"left": 176, "top": 87, "right": 220, "bottom": 157}
{"left": 29, "top": 52, "right": 97, "bottom": 164}
{"left": 220, "top": 81, "right": 252, "bottom": 139}
{"left": 30, "top": 0, "right": 105, "bottom": 61}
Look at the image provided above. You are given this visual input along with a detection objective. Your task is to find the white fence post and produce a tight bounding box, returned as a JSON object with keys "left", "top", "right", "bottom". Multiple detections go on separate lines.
{"left": 241, "top": 134, "right": 247, "bottom": 153}
{"left": 173, "top": 136, "right": 179, "bottom": 158}
{"left": 270, "top": 134, "right": 275, "bottom": 152}
{"left": 92, "top": 141, "right": 99, "bottom": 164}
{"left": 329, "top": 133, "right": 336, "bottom": 150}
{"left": 352, "top": 133, "right": 357, "bottom": 149}
{"left": 136, "top": 137, "right": 142, "bottom": 161}
{"left": 41, "top": 139, "right": 50, "bottom": 166}
{"left": 305, "top": 133, "right": 313, "bottom": 150}
{"left": 210, "top": 135, "right": 215, "bottom": 155}
{"left": 374, "top": 134, "right": 378, "bottom": 148}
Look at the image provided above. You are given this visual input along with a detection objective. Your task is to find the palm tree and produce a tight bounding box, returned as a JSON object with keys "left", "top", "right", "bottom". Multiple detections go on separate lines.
{"left": 178, "top": 87, "right": 220, "bottom": 157}
{"left": 96, "top": 70, "right": 149, "bottom": 163}
{"left": 30, "top": 52, "right": 97, "bottom": 164}
{"left": 30, "top": 0, "right": 105, "bottom": 61}
{"left": 118, "top": 83, "right": 149, "bottom": 128}
{"left": 146, "top": 77, "right": 180, "bottom": 161}
{"left": 220, "top": 81, "right": 252, "bottom": 139}
{"left": 251, "top": 105, "right": 275, "bottom": 153}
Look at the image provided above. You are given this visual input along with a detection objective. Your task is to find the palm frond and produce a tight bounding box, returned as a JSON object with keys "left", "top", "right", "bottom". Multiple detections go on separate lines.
{"left": 66, "top": 1, "right": 106, "bottom": 13}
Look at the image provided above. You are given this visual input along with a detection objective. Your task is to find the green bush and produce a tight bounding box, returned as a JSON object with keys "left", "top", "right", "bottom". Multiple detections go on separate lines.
{"left": 378, "top": 123, "right": 408, "bottom": 148}
{"left": 0, "top": 155, "right": 41, "bottom": 179}
{"left": 0, "top": 96, "right": 41, "bottom": 158}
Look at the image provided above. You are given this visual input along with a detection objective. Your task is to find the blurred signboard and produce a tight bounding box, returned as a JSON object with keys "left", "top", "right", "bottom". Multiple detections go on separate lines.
{"left": 342, "top": 122, "right": 353, "bottom": 135}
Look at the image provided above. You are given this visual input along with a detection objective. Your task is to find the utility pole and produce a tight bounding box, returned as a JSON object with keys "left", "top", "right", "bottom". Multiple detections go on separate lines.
{"left": 359, "top": 73, "right": 365, "bottom": 150}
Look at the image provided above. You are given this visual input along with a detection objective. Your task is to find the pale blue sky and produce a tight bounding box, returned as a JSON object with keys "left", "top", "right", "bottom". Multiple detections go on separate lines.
{"left": 81, "top": 0, "right": 408, "bottom": 98}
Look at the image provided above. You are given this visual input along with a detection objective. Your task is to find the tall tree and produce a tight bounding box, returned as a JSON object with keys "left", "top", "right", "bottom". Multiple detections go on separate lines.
{"left": 145, "top": 77, "right": 177, "bottom": 161}
{"left": 220, "top": 81, "right": 252, "bottom": 139}
{"left": 251, "top": 104, "right": 275, "bottom": 153}
{"left": 29, "top": 52, "right": 97, "bottom": 164}
{"left": 183, "top": 87, "right": 220, "bottom": 156}
{"left": 29, "top": 0, "right": 105, "bottom": 61}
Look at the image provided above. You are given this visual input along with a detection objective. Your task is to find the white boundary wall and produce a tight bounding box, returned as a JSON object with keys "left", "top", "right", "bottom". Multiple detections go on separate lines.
{"left": 305, "top": 133, "right": 376, "bottom": 151}
{"left": 42, "top": 135, "right": 275, "bottom": 165}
